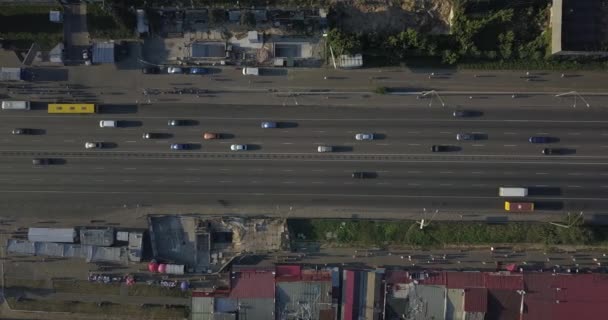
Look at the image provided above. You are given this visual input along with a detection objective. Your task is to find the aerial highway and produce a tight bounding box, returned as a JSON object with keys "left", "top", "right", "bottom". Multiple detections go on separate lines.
{"left": 0, "top": 103, "right": 608, "bottom": 221}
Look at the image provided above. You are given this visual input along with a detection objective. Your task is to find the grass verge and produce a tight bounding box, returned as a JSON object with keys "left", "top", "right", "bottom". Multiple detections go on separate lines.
{"left": 128, "top": 284, "right": 191, "bottom": 298}
{"left": 87, "top": 3, "right": 133, "bottom": 39}
{"left": 53, "top": 280, "right": 121, "bottom": 295}
{"left": 7, "top": 297, "right": 188, "bottom": 319}
{"left": 289, "top": 218, "right": 598, "bottom": 247}
{"left": 5, "top": 278, "right": 48, "bottom": 289}
{"left": 0, "top": 4, "right": 63, "bottom": 50}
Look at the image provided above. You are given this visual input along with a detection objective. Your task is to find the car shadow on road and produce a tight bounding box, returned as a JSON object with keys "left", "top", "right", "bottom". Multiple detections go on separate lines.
{"left": 219, "top": 133, "right": 235, "bottom": 139}
{"left": 101, "top": 142, "right": 118, "bottom": 149}
{"left": 528, "top": 187, "right": 562, "bottom": 196}
{"left": 535, "top": 202, "right": 564, "bottom": 210}
{"left": 373, "top": 133, "right": 387, "bottom": 140}
{"left": 119, "top": 120, "right": 143, "bottom": 128}
{"left": 187, "top": 144, "right": 202, "bottom": 150}
{"left": 29, "top": 129, "right": 47, "bottom": 135}
{"left": 98, "top": 104, "right": 138, "bottom": 114}
{"left": 278, "top": 122, "right": 298, "bottom": 128}
{"left": 333, "top": 146, "right": 354, "bottom": 152}
{"left": 246, "top": 144, "right": 262, "bottom": 151}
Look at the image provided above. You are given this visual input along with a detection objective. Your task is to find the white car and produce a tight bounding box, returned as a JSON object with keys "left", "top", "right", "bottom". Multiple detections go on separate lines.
{"left": 355, "top": 133, "right": 374, "bottom": 141}
{"left": 85, "top": 142, "right": 102, "bottom": 149}
{"left": 167, "top": 67, "right": 183, "bottom": 74}
{"left": 230, "top": 144, "right": 247, "bottom": 151}
{"left": 317, "top": 146, "right": 333, "bottom": 153}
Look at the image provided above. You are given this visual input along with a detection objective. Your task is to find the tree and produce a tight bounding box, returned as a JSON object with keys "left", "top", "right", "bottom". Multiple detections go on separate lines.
{"left": 210, "top": 9, "right": 226, "bottom": 25}
{"left": 327, "top": 29, "right": 361, "bottom": 55}
{"left": 240, "top": 11, "right": 256, "bottom": 28}
{"left": 442, "top": 50, "right": 459, "bottom": 64}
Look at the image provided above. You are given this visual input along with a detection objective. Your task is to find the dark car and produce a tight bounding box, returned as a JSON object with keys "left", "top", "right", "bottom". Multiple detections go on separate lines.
{"left": 142, "top": 132, "right": 162, "bottom": 139}
{"left": 453, "top": 110, "right": 476, "bottom": 117}
{"left": 529, "top": 136, "right": 549, "bottom": 143}
{"left": 142, "top": 66, "right": 161, "bottom": 74}
{"left": 188, "top": 67, "right": 208, "bottom": 74}
{"left": 170, "top": 143, "right": 190, "bottom": 150}
{"left": 32, "top": 158, "right": 50, "bottom": 165}
{"left": 431, "top": 145, "right": 449, "bottom": 152}
{"left": 12, "top": 128, "right": 33, "bottom": 135}
{"left": 352, "top": 172, "right": 373, "bottom": 179}
{"left": 542, "top": 148, "right": 564, "bottom": 155}
{"left": 167, "top": 119, "right": 187, "bottom": 126}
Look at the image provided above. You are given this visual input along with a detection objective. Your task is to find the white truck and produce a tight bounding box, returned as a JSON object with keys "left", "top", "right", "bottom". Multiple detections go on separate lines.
{"left": 242, "top": 67, "right": 259, "bottom": 76}
{"left": 2, "top": 100, "right": 30, "bottom": 110}
{"left": 499, "top": 187, "right": 528, "bottom": 197}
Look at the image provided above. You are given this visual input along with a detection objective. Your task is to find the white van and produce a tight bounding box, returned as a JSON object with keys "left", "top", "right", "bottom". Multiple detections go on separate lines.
{"left": 2, "top": 101, "right": 30, "bottom": 110}
{"left": 499, "top": 187, "right": 528, "bottom": 197}
{"left": 99, "top": 120, "right": 118, "bottom": 128}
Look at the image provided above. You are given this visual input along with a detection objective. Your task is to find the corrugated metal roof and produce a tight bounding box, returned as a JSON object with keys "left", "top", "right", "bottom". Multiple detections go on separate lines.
{"left": 191, "top": 296, "right": 214, "bottom": 320}
{"left": 402, "top": 285, "right": 446, "bottom": 320}
{"left": 464, "top": 288, "right": 488, "bottom": 312}
{"left": 385, "top": 270, "right": 409, "bottom": 285}
{"left": 276, "top": 281, "right": 333, "bottom": 320}
{"left": 447, "top": 272, "right": 485, "bottom": 288}
{"left": 7, "top": 239, "right": 35, "bottom": 255}
{"left": 487, "top": 289, "right": 520, "bottom": 320}
{"left": 446, "top": 288, "right": 465, "bottom": 319}
{"left": 276, "top": 265, "right": 301, "bottom": 281}
{"left": 484, "top": 273, "right": 524, "bottom": 290}
{"left": 92, "top": 42, "right": 115, "bottom": 64}
{"left": 80, "top": 228, "right": 114, "bottom": 246}
{"left": 236, "top": 298, "right": 275, "bottom": 319}
{"left": 229, "top": 270, "right": 275, "bottom": 299}
{"left": 28, "top": 228, "right": 76, "bottom": 243}
{"left": 522, "top": 273, "right": 557, "bottom": 320}
{"left": 341, "top": 270, "right": 358, "bottom": 320}
{"left": 0, "top": 67, "right": 21, "bottom": 81}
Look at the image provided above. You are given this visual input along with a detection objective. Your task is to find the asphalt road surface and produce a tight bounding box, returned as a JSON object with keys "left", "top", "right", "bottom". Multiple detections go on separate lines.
{"left": 1, "top": 104, "right": 608, "bottom": 220}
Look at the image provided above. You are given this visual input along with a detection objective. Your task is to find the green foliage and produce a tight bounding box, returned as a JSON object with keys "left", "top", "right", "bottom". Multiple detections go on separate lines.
{"left": 373, "top": 86, "right": 387, "bottom": 94}
{"left": 327, "top": 29, "right": 361, "bottom": 55}
{"left": 87, "top": 3, "right": 134, "bottom": 39}
{"left": 0, "top": 5, "right": 63, "bottom": 50}
{"left": 288, "top": 217, "right": 602, "bottom": 248}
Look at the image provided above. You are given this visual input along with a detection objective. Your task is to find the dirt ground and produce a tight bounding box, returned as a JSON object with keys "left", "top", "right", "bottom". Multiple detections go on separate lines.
{"left": 331, "top": 0, "right": 453, "bottom": 34}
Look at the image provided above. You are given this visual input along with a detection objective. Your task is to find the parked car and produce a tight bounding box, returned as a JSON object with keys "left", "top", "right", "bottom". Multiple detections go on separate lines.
{"left": 142, "top": 66, "right": 161, "bottom": 74}
{"left": 529, "top": 136, "right": 549, "bottom": 143}
{"left": 355, "top": 133, "right": 374, "bottom": 141}
{"left": 32, "top": 158, "right": 50, "bottom": 165}
{"left": 99, "top": 120, "right": 118, "bottom": 128}
{"left": 203, "top": 132, "right": 219, "bottom": 140}
{"left": 170, "top": 143, "right": 190, "bottom": 150}
{"left": 85, "top": 142, "right": 103, "bottom": 149}
{"left": 453, "top": 110, "right": 479, "bottom": 117}
{"left": 230, "top": 144, "right": 247, "bottom": 151}
{"left": 11, "top": 128, "right": 33, "bottom": 135}
{"left": 167, "top": 67, "right": 183, "bottom": 74}
{"left": 352, "top": 172, "right": 373, "bottom": 179}
{"left": 188, "top": 67, "right": 208, "bottom": 74}
{"left": 431, "top": 145, "right": 449, "bottom": 152}
{"left": 261, "top": 121, "right": 277, "bottom": 128}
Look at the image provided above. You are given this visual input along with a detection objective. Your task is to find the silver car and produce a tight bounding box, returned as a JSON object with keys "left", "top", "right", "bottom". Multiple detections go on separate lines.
{"left": 456, "top": 133, "right": 475, "bottom": 141}
{"left": 230, "top": 144, "right": 247, "bottom": 151}
{"left": 355, "top": 133, "right": 374, "bottom": 141}
{"left": 317, "top": 146, "right": 333, "bottom": 153}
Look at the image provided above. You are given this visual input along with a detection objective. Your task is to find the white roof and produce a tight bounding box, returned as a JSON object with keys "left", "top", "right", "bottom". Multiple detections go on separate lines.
{"left": 92, "top": 42, "right": 115, "bottom": 64}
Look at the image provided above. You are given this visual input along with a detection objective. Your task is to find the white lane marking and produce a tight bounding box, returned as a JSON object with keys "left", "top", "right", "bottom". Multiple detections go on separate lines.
{"left": 250, "top": 180, "right": 259, "bottom": 184}
{"left": 125, "top": 140, "right": 136, "bottom": 143}
{"left": 407, "top": 131, "right": 420, "bottom": 134}
{"left": 601, "top": 173, "right": 608, "bottom": 176}
{"left": 377, "top": 143, "right": 390, "bottom": 146}
{"left": 440, "top": 171, "right": 453, "bottom": 174}
{"left": 407, "top": 171, "right": 422, "bottom": 174}
{"left": 568, "top": 132, "right": 581, "bottom": 135}
{"left": 219, "top": 168, "right": 231, "bottom": 171}
{"left": 282, "top": 169, "right": 293, "bottom": 172}
{"left": 440, "top": 183, "right": 453, "bottom": 186}
{"left": 186, "top": 168, "right": 200, "bottom": 171}
{"left": 94, "top": 179, "right": 105, "bottom": 182}
{"left": 31, "top": 178, "right": 43, "bottom": 182}
{"left": 219, "top": 180, "right": 232, "bottom": 183}
{"left": 568, "top": 173, "right": 582, "bottom": 176}
{"left": 376, "top": 182, "right": 390, "bottom": 185}
{"left": 311, "top": 181, "right": 324, "bottom": 184}
{"left": 472, "top": 184, "right": 486, "bottom": 187}
{"left": 122, "top": 179, "right": 135, "bottom": 182}
{"left": 568, "top": 185, "right": 582, "bottom": 188}
{"left": 439, "top": 131, "right": 452, "bottom": 134}
{"left": 601, "top": 186, "right": 608, "bottom": 188}
{"left": 536, "top": 172, "right": 548, "bottom": 175}
{"left": 152, "top": 179, "right": 165, "bottom": 182}
{"left": 95, "top": 167, "right": 104, "bottom": 170}
{"left": 536, "top": 132, "right": 549, "bottom": 135}
{"left": 31, "top": 139, "right": 42, "bottom": 142}
{"left": 184, "top": 180, "right": 199, "bottom": 183}
{"left": 282, "top": 142, "right": 293, "bottom": 145}
{"left": 535, "top": 184, "right": 549, "bottom": 187}
{"left": 472, "top": 171, "right": 483, "bottom": 174}
{"left": 408, "top": 143, "right": 420, "bottom": 146}
{"left": 343, "top": 182, "right": 354, "bottom": 185}
{"left": 472, "top": 144, "right": 485, "bottom": 147}
{"left": 315, "top": 131, "right": 326, "bottom": 133}
{"left": 504, "top": 132, "right": 517, "bottom": 135}
{"left": 124, "top": 168, "right": 136, "bottom": 170}
{"left": 312, "top": 169, "right": 325, "bottom": 172}
{"left": 408, "top": 183, "right": 420, "bottom": 186}
{"left": 63, "top": 139, "right": 75, "bottom": 143}
{"left": 602, "top": 133, "right": 608, "bottom": 136}
{"left": 251, "top": 168, "right": 264, "bottom": 171}
{"left": 504, "top": 144, "right": 517, "bottom": 147}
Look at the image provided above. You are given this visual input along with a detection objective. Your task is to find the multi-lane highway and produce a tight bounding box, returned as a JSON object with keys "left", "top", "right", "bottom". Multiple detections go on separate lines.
{"left": 0, "top": 103, "right": 607, "bottom": 220}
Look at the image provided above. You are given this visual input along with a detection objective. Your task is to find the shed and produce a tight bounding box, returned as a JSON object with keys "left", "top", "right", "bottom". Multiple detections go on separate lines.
{"left": 247, "top": 31, "right": 259, "bottom": 43}
{"left": 92, "top": 42, "right": 115, "bottom": 64}
{"left": 338, "top": 54, "right": 363, "bottom": 69}
{"left": 79, "top": 227, "right": 114, "bottom": 246}
{"left": 136, "top": 9, "right": 149, "bottom": 35}
{"left": 128, "top": 231, "right": 143, "bottom": 262}
{"left": 49, "top": 10, "right": 62, "bottom": 23}
{"left": 49, "top": 43, "right": 64, "bottom": 63}
{"left": 28, "top": 228, "right": 77, "bottom": 243}
{"left": 0, "top": 67, "right": 22, "bottom": 81}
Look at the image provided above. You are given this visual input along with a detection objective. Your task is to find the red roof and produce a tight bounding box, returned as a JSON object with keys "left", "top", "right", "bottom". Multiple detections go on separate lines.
{"left": 342, "top": 270, "right": 358, "bottom": 320}
{"left": 447, "top": 272, "right": 484, "bottom": 288}
{"left": 275, "top": 265, "right": 301, "bottom": 281}
{"left": 301, "top": 269, "right": 332, "bottom": 281}
{"left": 523, "top": 274, "right": 608, "bottom": 320}
{"left": 487, "top": 289, "right": 521, "bottom": 320}
{"left": 384, "top": 270, "right": 409, "bottom": 285}
{"left": 464, "top": 288, "right": 488, "bottom": 312}
{"left": 484, "top": 273, "right": 524, "bottom": 290}
{"left": 229, "top": 270, "right": 275, "bottom": 299}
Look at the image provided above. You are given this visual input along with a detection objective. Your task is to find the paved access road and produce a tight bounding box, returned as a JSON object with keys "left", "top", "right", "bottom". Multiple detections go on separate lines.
{"left": 1, "top": 104, "right": 608, "bottom": 220}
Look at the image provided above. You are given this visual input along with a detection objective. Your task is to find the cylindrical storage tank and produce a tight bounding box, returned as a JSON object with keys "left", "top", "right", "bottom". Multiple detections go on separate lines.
{"left": 148, "top": 262, "right": 158, "bottom": 273}
{"left": 180, "top": 281, "right": 189, "bottom": 291}
{"left": 157, "top": 263, "right": 167, "bottom": 273}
